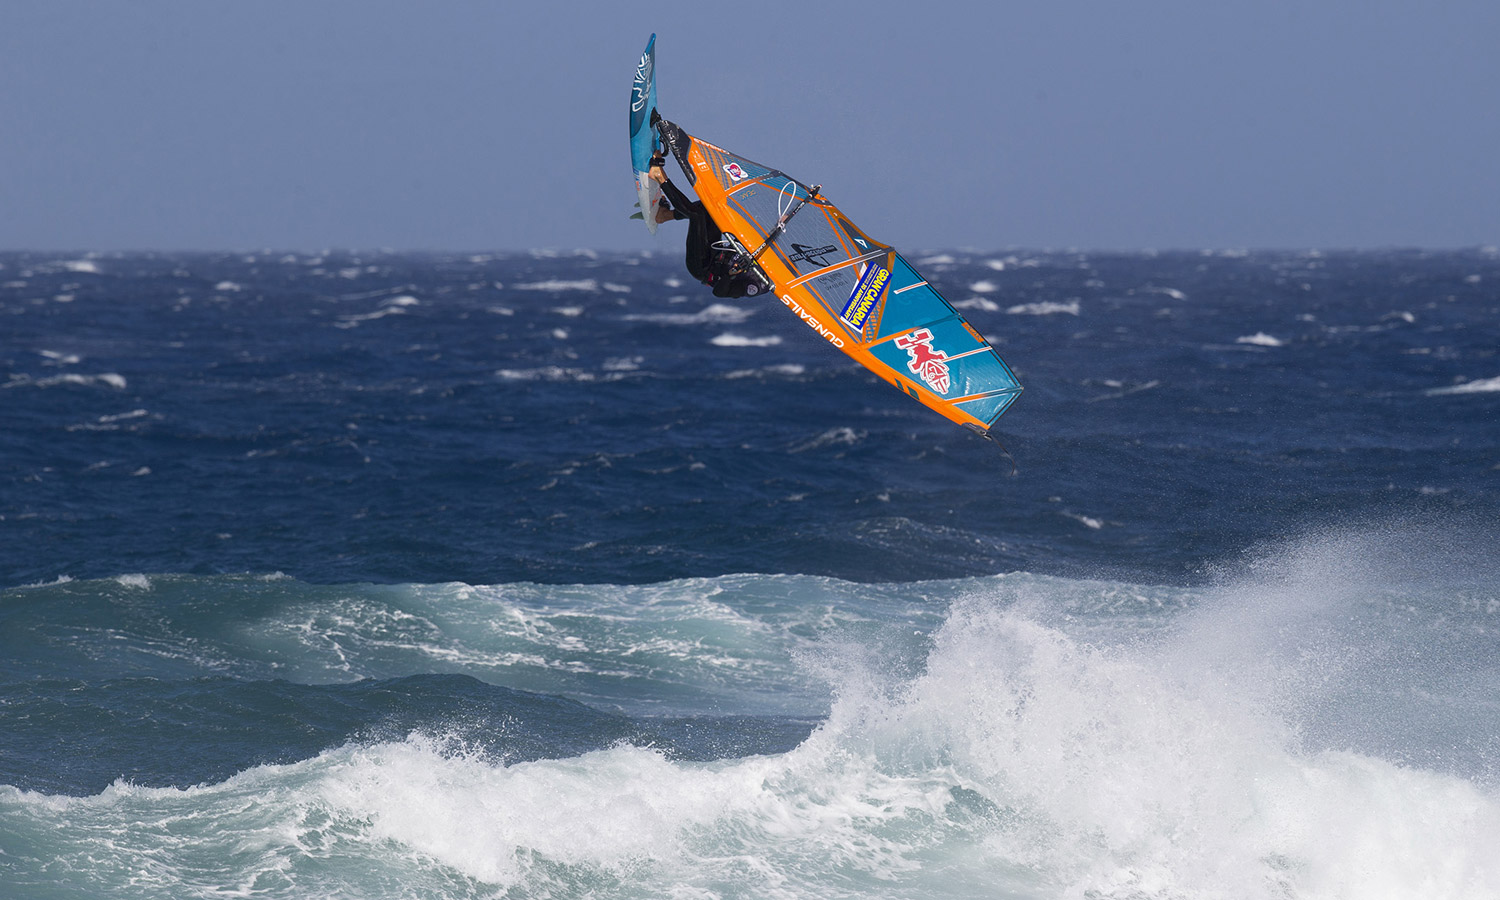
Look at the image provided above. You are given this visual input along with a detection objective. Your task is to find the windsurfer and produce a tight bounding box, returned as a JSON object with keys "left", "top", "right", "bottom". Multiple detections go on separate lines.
{"left": 649, "top": 160, "right": 763, "bottom": 299}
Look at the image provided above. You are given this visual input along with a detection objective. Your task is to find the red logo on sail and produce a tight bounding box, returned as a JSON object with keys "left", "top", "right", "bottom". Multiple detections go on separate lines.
{"left": 895, "top": 329, "right": 951, "bottom": 393}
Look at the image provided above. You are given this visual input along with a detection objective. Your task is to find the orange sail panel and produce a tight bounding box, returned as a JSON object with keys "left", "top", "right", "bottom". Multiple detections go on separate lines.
{"left": 662, "top": 122, "right": 1022, "bottom": 436}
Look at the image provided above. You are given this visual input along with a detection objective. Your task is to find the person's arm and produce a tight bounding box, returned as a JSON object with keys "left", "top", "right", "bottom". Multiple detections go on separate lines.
{"left": 656, "top": 174, "right": 697, "bottom": 216}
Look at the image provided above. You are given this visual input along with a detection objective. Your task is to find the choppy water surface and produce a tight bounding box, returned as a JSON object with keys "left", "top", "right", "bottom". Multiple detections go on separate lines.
{"left": 2, "top": 250, "right": 1497, "bottom": 898}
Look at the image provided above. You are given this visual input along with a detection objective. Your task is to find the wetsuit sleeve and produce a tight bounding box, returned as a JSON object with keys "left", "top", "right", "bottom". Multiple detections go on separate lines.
{"left": 659, "top": 178, "right": 716, "bottom": 286}
{"left": 658, "top": 178, "right": 696, "bottom": 215}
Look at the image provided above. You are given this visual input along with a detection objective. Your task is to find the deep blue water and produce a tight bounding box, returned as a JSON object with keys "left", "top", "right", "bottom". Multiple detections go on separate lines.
{"left": 2, "top": 249, "right": 1498, "bottom": 898}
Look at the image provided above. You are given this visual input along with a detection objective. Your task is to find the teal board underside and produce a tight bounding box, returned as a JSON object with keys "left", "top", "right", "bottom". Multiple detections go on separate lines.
{"left": 629, "top": 34, "right": 658, "bottom": 173}
{"left": 630, "top": 35, "right": 661, "bottom": 233}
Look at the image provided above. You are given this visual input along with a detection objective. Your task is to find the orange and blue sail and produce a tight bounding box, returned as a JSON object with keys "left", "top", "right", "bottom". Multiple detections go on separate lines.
{"left": 654, "top": 118, "right": 1022, "bottom": 437}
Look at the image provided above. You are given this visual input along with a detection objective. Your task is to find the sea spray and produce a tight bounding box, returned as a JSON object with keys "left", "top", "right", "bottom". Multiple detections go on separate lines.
{"left": 7, "top": 577, "right": 1497, "bottom": 899}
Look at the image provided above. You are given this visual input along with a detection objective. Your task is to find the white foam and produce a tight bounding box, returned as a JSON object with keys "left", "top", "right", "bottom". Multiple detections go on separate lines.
{"left": 1061, "top": 511, "right": 1104, "bottom": 529}
{"left": 968, "top": 280, "right": 998, "bottom": 293}
{"left": 1087, "top": 379, "right": 1161, "bottom": 403}
{"left": 318, "top": 740, "right": 740, "bottom": 884}
{"left": 62, "top": 259, "right": 101, "bottom": 274}
{"left": 38, "top": 349, "right": 81, "bottom": 365}
{"left": 4, "top": 551, "right": 1497, "bottom": 898}
{"left": 1236, "top": 332, "right": 1284, "bottom": 347}
{"left": 602, "top": 282, "right": 632, "bottom": 293}
{"left": 710, "top": 333, "right": 781, "bottom": 347}
{"left": 815, "top": 578, "right": 1500, "bottom": 899}
{"left": 494, "top": 367, "right": 597, "bottom": 382}
{"left": 515, "top": 279, "right": 599, "bottom": 292}
{"left": 19, "top": 575, "right": 74, "bottom": 588}
{"left": 790, "top": 427, "right": 865, "bottom": 452}
{"left": 14, "top": 562, "right": 1495, "bottom": 899}
{"left": 335, "top": 308, "right": 405, "bottom": 328}
{"left": 2, "top": 373, "right": 127, "bottom": 390}
{"left": 625, "top": 303, "right": 755, "bottom": 325}
{"left": 724, "top": 364, "right": 806, "bottom": 379}
{"left": 214, "top": 281, "right": 242, "bottom": 292}
{"left": 917, "top": 254, "right": 955, "bottom": 265}
{"left": 336, "top": 298, "right": 414, "bottom": 328}
{"left": 67, "top": 409, "right": 151, "bottom": 433}
{"left": 1427, "top": 375, "right": 1500, "bottom": 395}
{"left": 1007, "top": 300, "right": 1079, "bottom": 316}
{"left": 954, "top": 297, "right": 1000, "bottom": 312}
{"left": 114, "top": 574, "right": 152, "bottom": 589}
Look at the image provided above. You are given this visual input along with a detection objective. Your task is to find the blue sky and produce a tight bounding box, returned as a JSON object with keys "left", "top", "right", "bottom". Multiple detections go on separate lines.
{"left": 2, "top": 0, "right": 1496, "bottom": 252}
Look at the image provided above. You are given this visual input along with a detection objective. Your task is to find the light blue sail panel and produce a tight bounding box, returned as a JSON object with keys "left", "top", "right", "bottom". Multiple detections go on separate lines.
{"left": 876, "top": 255, "right": 960, "bottom": 342}
{"left": 869, "top": 323, "right": 1020, "bottom": 420}
{"left": 862, "top": 253, "right": 1023, "bottom": 428}
{"left": 957, "top": 382, "right": 1023, "bottom": 424}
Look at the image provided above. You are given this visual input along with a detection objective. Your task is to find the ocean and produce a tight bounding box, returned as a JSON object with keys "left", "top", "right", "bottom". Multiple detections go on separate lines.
{"left": 2, "top": 248, "right": 1497, "bottom": 898}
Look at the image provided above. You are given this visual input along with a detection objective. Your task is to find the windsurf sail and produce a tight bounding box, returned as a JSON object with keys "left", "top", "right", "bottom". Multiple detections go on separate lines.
{"left": 654, "top": 116, "right": 1022, "bottom": 438}
{"left": 628, "top": 34, "right": 662, "bottom": 233}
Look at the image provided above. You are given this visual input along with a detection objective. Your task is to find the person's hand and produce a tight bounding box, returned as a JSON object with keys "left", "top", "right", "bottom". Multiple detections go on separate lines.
{"left": 649, "top": 165, "right": 666, "bottom": 184}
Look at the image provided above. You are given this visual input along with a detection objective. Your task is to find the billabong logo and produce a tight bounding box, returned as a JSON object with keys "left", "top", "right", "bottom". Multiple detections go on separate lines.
{"left": 895, "top": 328, "right": 951, "bottom": 393}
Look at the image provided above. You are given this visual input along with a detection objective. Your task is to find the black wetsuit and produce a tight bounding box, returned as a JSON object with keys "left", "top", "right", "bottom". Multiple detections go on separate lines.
{"left": 658, "top": 177, "right": 763, "bottom": 299}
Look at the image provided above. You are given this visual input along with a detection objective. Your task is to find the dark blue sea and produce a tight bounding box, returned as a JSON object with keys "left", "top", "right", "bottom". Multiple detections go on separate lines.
{"left": 2, "top": 248, "right": 1498, "bottom": 898}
